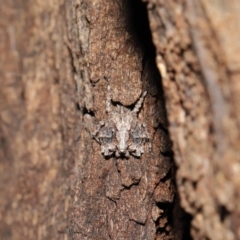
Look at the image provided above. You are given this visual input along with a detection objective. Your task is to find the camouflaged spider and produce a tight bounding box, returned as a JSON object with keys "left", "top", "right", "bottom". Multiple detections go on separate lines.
{"left": 93, "top": 83, "right": 151, "bottom": 158}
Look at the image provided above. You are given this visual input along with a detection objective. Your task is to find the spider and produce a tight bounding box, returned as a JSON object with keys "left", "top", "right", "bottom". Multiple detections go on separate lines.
{"left": 93, "top": 82, "right": 150, "bottom": 158}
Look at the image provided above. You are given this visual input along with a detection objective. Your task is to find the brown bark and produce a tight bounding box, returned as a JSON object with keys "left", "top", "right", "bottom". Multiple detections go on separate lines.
{"left": 67, "top": 0, "right": 174, "bottom": 239}
{"left": 0, "top": 0, "right": 77, "bottom": 239}
{"left": 144, "top": 0, "right": 240, "bottom": 239}
{"left": 1, "top": 0, "right": 240, "bottom": 240}
{"left": 0, "top": 0, "right": 174, "bottom": 240}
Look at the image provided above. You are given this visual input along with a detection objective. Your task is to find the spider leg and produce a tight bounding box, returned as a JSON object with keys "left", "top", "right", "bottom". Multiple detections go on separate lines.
{"left": 106, "top": 80, "right": 112, "bottom": 113}
{"left": 132, "top": 91, "right": 147, "bottom": 114}
{"left": 115, "top": 151, "right": 120, "bottom": 158}
{"left": 92, "top": 121, "right": 105, "bottom": 141}
{"left": 125, "top": 150, "right": 130, "bottom": 158}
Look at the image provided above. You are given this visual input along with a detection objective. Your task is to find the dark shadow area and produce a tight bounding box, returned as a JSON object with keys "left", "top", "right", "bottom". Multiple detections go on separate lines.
{"left": 172, "top": 193, "right": 193, "bottom": 240}
{"left": 219, "top": 205, "right": 230, "bottom": 222}
{"left": 124, "top": 0, "right": 156, "bottom": 58}
{"left": 123, "top": 0, "right": 192, "bottom": 239}
{"left": 123, "top": 0, "right": 163, "bottom": 94}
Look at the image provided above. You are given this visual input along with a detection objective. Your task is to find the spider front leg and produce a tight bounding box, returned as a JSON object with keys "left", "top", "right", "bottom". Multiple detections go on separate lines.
{"left": 106, "top": 80, "right": 112, "bottom": 113}
{"left": 133, "top": 149, "right": 141, "bottom": 157}
{"left": 101, "top": 145, "right": 109, "bottom": 156}
{"left": 115, "top": 150, "right": 120, "bottom": 158}
{"left": 97, "top": 127, "right": 116, "bottom": 157}
{"left": 101, "top": 144, "right": 116, "bottom": 157}
{"left": 129, "top": 142, "right": 136, "bottom": 153}
{"left": 128, "top": 143, "right": 140, "bottom": 157}
{"left": 98, "top": 131, "right": 116, "bottom": 157}
{"left": 107, "top": 142, "right": 117, "bottom": 156}
{"left": 125, "top": 150, "right": 130, "bottom": 158}
{"left": 132, "top": 91, "right": 147, "bottom": 114}
{"left": 92, "top": 120, "right": 105, "bottom": 142}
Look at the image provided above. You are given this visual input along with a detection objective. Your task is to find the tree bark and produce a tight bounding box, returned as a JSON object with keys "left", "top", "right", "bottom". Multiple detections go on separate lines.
{"left": 144, "top": 0, "right": 240, "bottom": 239}
{"left": 1, "top": 0, "right": 240, "bottom": 240}
{"left": 0, "top": 0, "right": 174, "bottom": 239}
{"left": 0, "top": 0, "right": 78, "bottom": 239}
{"left": 67, "top": 0, "right": 174, "bottom": 239}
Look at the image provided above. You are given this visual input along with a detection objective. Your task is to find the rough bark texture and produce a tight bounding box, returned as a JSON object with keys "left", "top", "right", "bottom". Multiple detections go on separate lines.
{"left": 144, "top": 0, "right": 240, "bottom": 239}
{"left": 0, "top": 0, "right": 174, "bottom": 240}
{"left": 1, "top": 0, "right": 240, "bottom": 240}
{"left": 67, "top": 0, "right": 174, "bottom": 239}
{"left": 0, "top": 0, "right": 78, "bottom": 239}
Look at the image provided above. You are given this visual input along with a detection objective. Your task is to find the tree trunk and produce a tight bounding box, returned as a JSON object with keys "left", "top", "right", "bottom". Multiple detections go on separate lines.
{"left": 0, "top": 0, "right": 81, "bottom": 239}
{"left": 1, "top": 0, "right": 240, "bottom": 240}
{"left": 67, "top": 0, "right": 175, "bottom": 239}
{"left": 144, "top": 0, "right": 240, "bottom": 239}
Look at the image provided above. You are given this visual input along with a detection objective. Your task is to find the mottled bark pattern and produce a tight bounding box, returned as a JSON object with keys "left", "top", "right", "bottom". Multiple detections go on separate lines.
{"left": 0, "top": 0, "right": 78, "bottom": 239}
{"left": 2, "top": 0, "right": 239, "bottom": 239}
{"left": 67, "top": 0, "right": 174, "bottom": 239}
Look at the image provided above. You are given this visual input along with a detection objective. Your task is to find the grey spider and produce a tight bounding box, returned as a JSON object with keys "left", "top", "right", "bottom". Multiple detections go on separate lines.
{"left": 93, "top": 84, "right": 150, "bottom": 158}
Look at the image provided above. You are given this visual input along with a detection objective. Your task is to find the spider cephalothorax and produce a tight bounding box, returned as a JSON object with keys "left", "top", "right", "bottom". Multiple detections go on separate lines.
{"left": 93, "top": 83, "right": 150, "bottom": 158}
